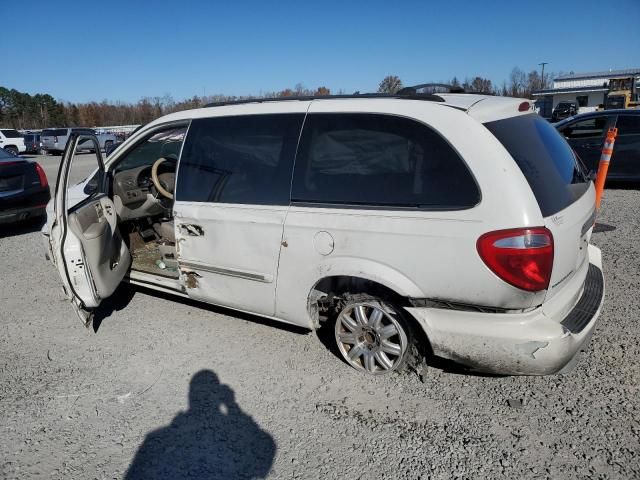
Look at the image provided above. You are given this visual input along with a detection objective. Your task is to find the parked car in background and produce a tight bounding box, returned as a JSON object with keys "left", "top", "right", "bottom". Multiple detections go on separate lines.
{"left": 45, "top": 93, "right": 604, "bottom": 377}
{"left": 0, "top": 147, "right": 50, "bottom": 224}
{"left": 555, "top": 109, "right": 640, "bottom": 180}
{"left": 23, "top": 133, "right": 41, "bottom": 154}
{"left": 551, "top": 101, "right": 579, "bottom": 122}
{"left": 0, "top": 129, "right": 26, "bottom": 155}
{"left": 41, "top": 128, "right": 117, "bottom": 155}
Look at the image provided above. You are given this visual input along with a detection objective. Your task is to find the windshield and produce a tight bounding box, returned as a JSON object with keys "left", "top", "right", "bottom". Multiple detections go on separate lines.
{"left": 1, "top": 129, "right": 22, "bottom": 138}
{"left": 485, "top": 113, "right": 590, "bottom": 217}
{"left": 605, "top": 96, "right": 625, "bottom": 109}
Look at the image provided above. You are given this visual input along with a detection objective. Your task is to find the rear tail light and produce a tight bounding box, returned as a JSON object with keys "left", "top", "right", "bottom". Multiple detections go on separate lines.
{"left": 34, "top": 162, "right": 48, "bottom": 187}
{"left": 477, "top": 227, "right": 554, "bottom": 292}
{"left": 518, "top": 101, "right": 531, "bottom": 112}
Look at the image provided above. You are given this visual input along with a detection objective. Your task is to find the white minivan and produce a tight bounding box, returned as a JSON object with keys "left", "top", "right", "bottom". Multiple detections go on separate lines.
{"left": 45, "top": 92, "right": 605, "bottom": 376}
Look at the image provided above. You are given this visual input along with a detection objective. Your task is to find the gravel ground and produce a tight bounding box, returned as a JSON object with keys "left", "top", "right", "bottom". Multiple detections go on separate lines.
{"left": 0, "top": 176, "right": 639, "bottom": 479}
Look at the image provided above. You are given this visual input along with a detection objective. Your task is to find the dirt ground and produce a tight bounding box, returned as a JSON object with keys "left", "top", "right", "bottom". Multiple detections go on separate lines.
{"left": 0, "top": 162, "right": 639, "bottom": 479}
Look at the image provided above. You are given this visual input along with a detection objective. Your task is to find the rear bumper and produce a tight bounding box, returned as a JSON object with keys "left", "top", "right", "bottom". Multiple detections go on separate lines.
{"left": 0, "top": 189, "right": 51, "bottom": 225}
{"left": 42, "top": 142, "right": 63, "bottom": 153}
{"left": 406, "top": 244, "right": 604, "bottom": 375}
{"left": 0, "top": 204, "right": 47, "bottom": 224}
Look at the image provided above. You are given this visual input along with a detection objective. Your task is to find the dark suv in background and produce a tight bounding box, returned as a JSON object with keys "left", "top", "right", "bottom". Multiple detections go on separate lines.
{"left": 555, "top": 109, "right": 640, "bottom": 180}
{"left": 551, "top": 101, "right": 579, "bottom": 122}
{"left": 23, "top": 133, "right": 41, "bottom": 154}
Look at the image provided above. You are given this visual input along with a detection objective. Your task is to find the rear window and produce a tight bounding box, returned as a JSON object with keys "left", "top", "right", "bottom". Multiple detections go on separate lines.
{"left": 485, "top": 114, "right": 590, "bottom": 217}
{"left": 72, "top": 128, "right": 96, "bottom": 135}
{"left": 1, "top": 129, "right": 22, "bottom": 138}
{"left": 42, "top": 129, "right": 68, "bottom": 136}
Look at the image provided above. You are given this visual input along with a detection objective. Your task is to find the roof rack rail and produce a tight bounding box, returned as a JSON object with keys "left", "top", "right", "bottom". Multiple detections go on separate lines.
{"left": 203, "top": 92, "right": 445, "bottom": 108}
{"left": 398, "top": 83, "right": 466, "bottom": 95}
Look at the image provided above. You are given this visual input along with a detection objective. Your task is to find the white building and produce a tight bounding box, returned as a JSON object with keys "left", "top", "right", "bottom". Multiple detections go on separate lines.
{"left": 532, "top": 67, "right": 640, "bottom": 118}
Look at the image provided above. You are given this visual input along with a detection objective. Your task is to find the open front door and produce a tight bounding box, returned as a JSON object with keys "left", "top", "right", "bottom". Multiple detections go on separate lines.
{"left": 50, "top": 134, "right": 131, "bottom": 326}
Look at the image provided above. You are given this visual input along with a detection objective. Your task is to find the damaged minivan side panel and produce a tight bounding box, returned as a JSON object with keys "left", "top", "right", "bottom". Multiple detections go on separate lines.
{"left": 173, "top": 111, "right": 307, "bottom": 317}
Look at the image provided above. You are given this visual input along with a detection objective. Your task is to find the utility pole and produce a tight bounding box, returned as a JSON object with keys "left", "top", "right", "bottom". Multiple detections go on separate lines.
{"left": 538, "top": 62, "right": 549, "bottom": 89}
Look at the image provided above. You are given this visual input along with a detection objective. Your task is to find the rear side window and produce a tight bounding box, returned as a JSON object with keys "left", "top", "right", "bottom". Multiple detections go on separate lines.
{"left": 561, "top": 117, "right": 608, "bottom": 139}
{"left": 176, "top": 114, "right": 304, "bottom": 205}
{"left": 291, "top": 113, "right": 479, "bottom": 209}
{"left": 1, "top": 129, "right": 22, "bottom": 138}
{"left": 616, "top": 115, "right": 640, "bottom": 135}
{"left": 42, "top": 129, "right": 68, "bottom": 136}
{"left": 485, "top": 114, "right": 589, "bottom": 217}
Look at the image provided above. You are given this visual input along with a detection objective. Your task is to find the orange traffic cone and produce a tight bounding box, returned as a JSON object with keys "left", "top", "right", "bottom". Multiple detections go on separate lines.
{"left": 594, "top": 127, "right": 618, "bottom": 210}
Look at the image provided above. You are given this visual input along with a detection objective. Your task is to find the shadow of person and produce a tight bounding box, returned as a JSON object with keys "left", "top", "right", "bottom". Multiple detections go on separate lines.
{"left": 125, "top": 370, "right": 276, "bottom": 480}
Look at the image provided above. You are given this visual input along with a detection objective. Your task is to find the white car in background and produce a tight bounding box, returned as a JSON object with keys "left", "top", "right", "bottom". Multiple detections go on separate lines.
{"left": 44, "top": 91, "right": 605, "bottom": 377}
{"left": 0, "top": 129, "right": 26, "bottom": 155}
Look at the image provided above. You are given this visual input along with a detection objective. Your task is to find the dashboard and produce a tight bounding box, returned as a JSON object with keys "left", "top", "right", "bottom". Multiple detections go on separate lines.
{"left": 112, "top": 164, "right": 175, "bottom": 220}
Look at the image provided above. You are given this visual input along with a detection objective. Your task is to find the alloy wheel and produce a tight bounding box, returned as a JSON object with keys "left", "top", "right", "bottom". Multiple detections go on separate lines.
{"left": 334, "top": 301, "right": 408, "bottom": 374}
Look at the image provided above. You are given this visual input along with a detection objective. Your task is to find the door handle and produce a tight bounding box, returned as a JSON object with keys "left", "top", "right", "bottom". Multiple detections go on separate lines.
{"left": 584, "top": 143, "right": 602, "bottom": 149}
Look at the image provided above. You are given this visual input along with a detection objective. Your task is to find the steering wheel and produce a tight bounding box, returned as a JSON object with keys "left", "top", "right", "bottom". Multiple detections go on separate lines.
{"left": 151, "top": 157, "right": 176, "bottom": 199}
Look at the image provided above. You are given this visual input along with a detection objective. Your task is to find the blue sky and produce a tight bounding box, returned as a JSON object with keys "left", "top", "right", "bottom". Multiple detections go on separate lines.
{"left": 5, "top": 0, "right": 639, "bottom": 103}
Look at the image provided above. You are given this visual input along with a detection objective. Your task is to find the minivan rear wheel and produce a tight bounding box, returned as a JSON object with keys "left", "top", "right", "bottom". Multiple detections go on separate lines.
{"left": 334, "top": 295, "right": 413, "bottom": 375}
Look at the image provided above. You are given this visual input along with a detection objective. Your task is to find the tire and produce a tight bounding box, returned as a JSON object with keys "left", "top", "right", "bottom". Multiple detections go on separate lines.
{"left": 333, "top": 294, "right": 418, "bottom": 375}
{"left": 104, "top": 140, "right": 113, "bottom": 151}
{"left": 4, "top": 146, "right": 18, "bottom": 156}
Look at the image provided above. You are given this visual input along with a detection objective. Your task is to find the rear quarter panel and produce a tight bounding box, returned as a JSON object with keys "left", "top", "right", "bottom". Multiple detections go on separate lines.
{"left": 275, "top": 100, "right": 546, "bottom": 328}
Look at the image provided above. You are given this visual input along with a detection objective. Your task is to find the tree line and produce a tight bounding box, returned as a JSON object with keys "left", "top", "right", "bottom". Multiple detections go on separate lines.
{"left": 1, "top": 67, "right": 553, "bottom": 130}
{"left": 378, "top": 67, "right": 553, "bottom": 97}
{"left": 0, "top": 84, "right": 333, "bottom": 130}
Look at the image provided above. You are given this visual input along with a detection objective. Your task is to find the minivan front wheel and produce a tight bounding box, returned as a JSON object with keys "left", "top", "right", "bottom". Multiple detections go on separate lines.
{"left": 334, "top": 296, "right": 411, "bottom": 375}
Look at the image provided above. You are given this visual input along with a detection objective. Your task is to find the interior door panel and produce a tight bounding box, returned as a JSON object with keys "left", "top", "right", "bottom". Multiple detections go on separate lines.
{"left": 67, "top": 194, "right": 131, "bottom": 299}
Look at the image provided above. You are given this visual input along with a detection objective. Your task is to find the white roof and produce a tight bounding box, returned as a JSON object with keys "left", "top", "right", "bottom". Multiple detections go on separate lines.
{"left": 147, "top": 94, "right": 531, "bottom": 129}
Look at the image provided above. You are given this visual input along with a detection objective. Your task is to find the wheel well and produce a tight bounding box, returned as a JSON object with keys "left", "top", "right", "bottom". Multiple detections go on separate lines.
{"left": 308, "top": 275, "right": 433, "bottom": 363}
{"left": 308, "top": 275, "right": 409, "bottom": 327}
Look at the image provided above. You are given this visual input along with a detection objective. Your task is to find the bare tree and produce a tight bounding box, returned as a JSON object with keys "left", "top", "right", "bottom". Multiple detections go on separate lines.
{"left": 526, "top": 70, "right": 542, "bottom": 96}
{"left": 377, "top": 75, "right": 403, "bottom": 94}
{"left": 509, "top": 67, "right": 527, "bottom": 97}
{"left": 470, "top": 77, "right": 493, "bottom": 94}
